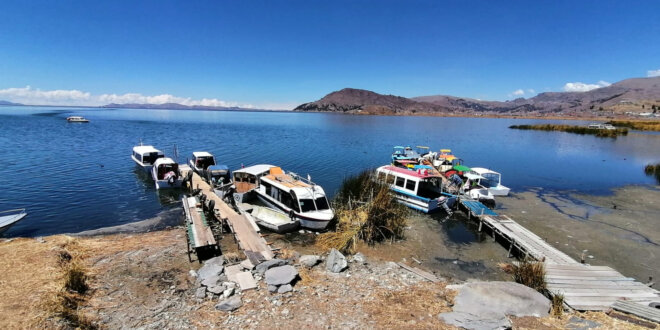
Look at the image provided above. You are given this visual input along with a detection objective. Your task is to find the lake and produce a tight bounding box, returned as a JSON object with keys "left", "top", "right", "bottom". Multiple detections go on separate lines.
{"left": 1, "top": 106, "right": 658, "bottom": 237}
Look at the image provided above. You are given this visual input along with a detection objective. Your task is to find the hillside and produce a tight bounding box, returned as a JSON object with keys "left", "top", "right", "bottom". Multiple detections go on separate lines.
{"left": 0, "top": 100, "right": 23, "bottom": 106}
{"left": 295, "top": 77, "right": 660, "bottom": 117}
{"left": 101, "top": 103, "right": 261, "bottom": 111}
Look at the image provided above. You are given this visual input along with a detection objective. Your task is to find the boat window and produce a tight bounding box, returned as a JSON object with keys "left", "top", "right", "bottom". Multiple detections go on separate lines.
{"left": 395, "top": 176, "right": 405, "bottom": 187}
{"left": 314, "top": 197, "right": 330, "bottom": 210}
{"left": 377, "top": 172, "right": 386, "bottom": 182}
{"left": 196, "top": 156, "right": 215, "bottom": 169}
{"left": 280, "top": 191, "right": 296, "bottom": 211}
{"left": 405, "top": 179, "right": 416, "bottom": 191}
{"left": 249, "top": 176, "right": 256, "bottom": 184}
{"left": 386, "top": 174, "right": 395, "bottom": 184}
{"left": 299, "top": 199, "right": 316, "bottom": 212}
{"left": 263, "top": 181, "right": 272, "bottom": 195}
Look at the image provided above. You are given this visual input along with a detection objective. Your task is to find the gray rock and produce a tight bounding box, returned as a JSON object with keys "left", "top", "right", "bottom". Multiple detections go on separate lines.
{"left": 255, "top": 258, "right": 287, "bottom": 275}
{"left": 200, "top": 274, "right": 227, "bottom": 287}
{"left": 205, "top": 256, "right": 225, "bottom": 267}
{"left": 215, "top": 295, "right": 242, "bottom": 312}
{"left": 299, "top": 255, "right": 321, "bottom": 268}
{"left": 277, "top": 284, "right": 293, "bottom": 293}
{"left": 194, "top": 287, "right": 207, "bottom": 299}
{"left": 222, "top": 287, "right": 235, "bottom": 298}
{"left": 207, "top": 284, "right": 226, "bottom": 295}
{"left": 566, "top": 316, "right": 602, "bottom": 330}
{"left": 325, "top": 249, "right": 348, "bottom": 273}
{"left": 197, "top": 263, "right": 224, "bottom": 283}
{"left": 265, "top": 265, "right": 298, "bottom": 286}
{"left": 351, "top": 252, "right": 367, "bottom": 264}
{"left": 268, "top": 284, "right": 278, "bottom": 293}
{"left": 438, "top": 281, "right": 550, "bottom": 330}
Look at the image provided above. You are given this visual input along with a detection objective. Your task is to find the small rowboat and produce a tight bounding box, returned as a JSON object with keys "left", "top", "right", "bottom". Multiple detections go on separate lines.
{"left": 0, "top": 208, "right": 27, "bottom": 235}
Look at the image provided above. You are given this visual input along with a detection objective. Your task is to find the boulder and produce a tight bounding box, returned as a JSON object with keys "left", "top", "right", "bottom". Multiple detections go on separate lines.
{"left": 205, "top": 256, "right": 225, "bottom": 267}
{"left": 200, "top": 274, "right": 227, "bottom": 288}
{"left": 277, "top": 284, "right": 293, "bottom": 293}
{"left": 265, "top": 265, "right": 298, "bottom": 286}
{"left": 194, "top": 287, "right": 207, "bottom": 299}
{"left": 240, "top": 259, "right": 255, "bottom": 270}
{"left": 206, "top": 284, "right": 226, "bottom": 295}
{"left": 351, "top": 252, "right": 367, "bottom": 264}
{"left": 438, "top": 281, "right": 550, "bottom": 330}
{"left": 255, "top": 259, "right": 287, "bottom": 275}
{"left": 268, "top": 284, "right": 278, "bottom": 293}
{"left": 299, "top": 255, "right": 321, "bottom": 268}
{"left": 197, "top": 263, "right": 224, "bottom": 283}
{"left": 223, "top": 287, "right": 235, "bottom": 298}
{"left": 215, "top": 295, "right": 242, "bottom": 312}
{"left": 325, "top": 249, "right": 348, "bottom": 273}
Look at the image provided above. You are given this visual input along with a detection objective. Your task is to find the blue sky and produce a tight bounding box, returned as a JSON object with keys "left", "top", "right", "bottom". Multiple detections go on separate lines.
{"left": 1, "top": 0, "right": 659, "bottom": 109}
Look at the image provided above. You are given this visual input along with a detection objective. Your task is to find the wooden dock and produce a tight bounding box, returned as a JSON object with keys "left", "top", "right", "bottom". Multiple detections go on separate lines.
{"left": 458, "top": 198, "right": 660, "bottom": 313}
{"left": 183, "top": 167, "right": 273, "bottom": 264}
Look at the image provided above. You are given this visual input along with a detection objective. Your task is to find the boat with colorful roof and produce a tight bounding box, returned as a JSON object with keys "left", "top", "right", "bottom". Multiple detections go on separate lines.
{"left": 376, "top": 165, "right": 456, "bottom": 214}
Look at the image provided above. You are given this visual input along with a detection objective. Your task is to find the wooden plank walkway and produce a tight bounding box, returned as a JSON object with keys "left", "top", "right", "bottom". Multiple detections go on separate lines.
{"left": 458, "top": 198, "right": 660, "bottom": 313}
{"left": 545, "top": 264, "right": 659, "bottom": 311}
{"left": 185, "top": 168, "right": 273, "bottom": 264}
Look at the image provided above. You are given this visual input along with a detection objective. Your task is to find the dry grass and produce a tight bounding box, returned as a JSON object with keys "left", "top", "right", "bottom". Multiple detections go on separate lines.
{"left": 607, "top": 120, "right": 660, "bottom": 131}
{"left": 501, "top": 259, "right": 547, "bottom": 292}
{"left": 0, "top": 236, "right": 74, "bottom": 328}
{"left": 510, "top": 124, "right": 629, "bottom": 137}
{"left": 317, "top": 170, "right": 409, "bottom": 254}
{"left": 551, "top": 293, "right": 564, "bottom": 317}
{"left": 364, "top": 283, "right": 456, "bottom": 328}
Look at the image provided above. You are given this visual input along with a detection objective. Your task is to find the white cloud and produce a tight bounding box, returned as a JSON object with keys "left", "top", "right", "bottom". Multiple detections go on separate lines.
{"left": 512, "top": 89, "right": 525, "bottom": 96}
{"left": 563, "top": 80, "right": 610, "bottom": 92}
{"left": 527, "top": 89, "right": 535, "bottom": 94}
{"left": 0, "top": 85, "right": 261, "bottom": 108}
{"left": 648, "top": 69, "right": 660, "bottom": 77}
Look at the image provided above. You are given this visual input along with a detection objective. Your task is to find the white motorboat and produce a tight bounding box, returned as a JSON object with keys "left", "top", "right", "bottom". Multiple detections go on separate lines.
{"left": 151, "top": 157, "right": 183, "bottom": 189}
{"left": 66, "top": 116, "right": 89, "bottom": 123}
{"left": 463, "top": 173, "right": 496, "bottom": 204}
{"left": 232, "top": 164, "right": 334, "bottom": 230}
{"left": 246, "top": 205, "right": 299, "bottom": 233}
{"left": 376, "top": 165, "right": 457, "bottom": 214}
{"left": 132, "top": 145, "right": 165, "bottom": 173}
{"left": 188, "top": 151, "right": 231, "bottom": 186}
{"left": 470, "top": 167, "right": 510, "bottom": 196}
{"left": 0, "top": 208, "right": 27, "bottom": 235}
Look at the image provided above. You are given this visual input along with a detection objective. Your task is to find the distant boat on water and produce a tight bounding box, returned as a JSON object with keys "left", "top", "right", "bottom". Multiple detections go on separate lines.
{"left": 0, "top": 208, "right": 27, "bottom": 235}
{"left": 66, "top": 116, "right": 89, "bottom": 123}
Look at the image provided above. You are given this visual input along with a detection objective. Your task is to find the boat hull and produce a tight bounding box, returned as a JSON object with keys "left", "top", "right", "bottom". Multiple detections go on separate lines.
{"left": 154, "top": 179, "right": 182, "bottom": 190}
{"left": 488, "top": 186, "right": 510, "bottom": 196}
{"left": 391, "top": 189, "right": 456, "bottom": 214}
{"left": 255, "top": 193, "right": 331, "bottom": 230}
{"left": 131, "top": 155, "right": 153, "bottom": 173}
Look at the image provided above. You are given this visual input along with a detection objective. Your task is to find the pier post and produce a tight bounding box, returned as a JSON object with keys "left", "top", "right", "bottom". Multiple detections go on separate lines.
{"left": 508, "top": 242, "right": 513, "bottom": 258}
{"left": 478, "top": 220, "right": 483, "bottom": 232}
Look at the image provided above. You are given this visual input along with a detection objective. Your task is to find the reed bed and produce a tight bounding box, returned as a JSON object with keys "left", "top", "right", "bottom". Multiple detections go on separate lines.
{"left": 509, "top": 124, "right": 628, "bottom": 137}
{"left": 606, "top": 120, "right": 660, "bottom": 131}
{"left": 316, "top": 170, "right": 408, "bottom": 254}
{"left": 644, "top": 163, "right": 660, "bottom": 184}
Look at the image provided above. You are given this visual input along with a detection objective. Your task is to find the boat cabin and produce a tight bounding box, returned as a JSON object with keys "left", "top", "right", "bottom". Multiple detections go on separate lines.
{"left": 191, "top": 151, "right": 216, "bottom": 170}
{"left": 259, "top": 168, "right": 331, "bottom": 214}
{"left": 153, "top": 158, "right": 179, "bottom": 180}
{"left": 377, "top": 165, "right": 446, "bottom": 200}
{"left": 232, "top": 164, "right": 274, "bottom": 193}
{"left": 470, "top": 168, "right": 500, "bottom": 188}
{"left": 132, "top": 145, "right": 164, "bottom": 166}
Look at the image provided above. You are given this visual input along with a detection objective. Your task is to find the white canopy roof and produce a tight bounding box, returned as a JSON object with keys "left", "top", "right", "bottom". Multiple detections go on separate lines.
{"left": 192, "top": 151, "right": 213, "bottom": 158}
{"left": 464, "top": 173, "right": 485, "bottom": 180}
{"left": 154, "top": 157, "right": 176, "bottom": 167}
{"left": 233, "top": 164, "right": 274, "bottom": 176}
{"left": 470, "top": 167, "right": 499, "bottom": 175}
{"left": 133, "top": 145, "right": 162, "bottom": 155}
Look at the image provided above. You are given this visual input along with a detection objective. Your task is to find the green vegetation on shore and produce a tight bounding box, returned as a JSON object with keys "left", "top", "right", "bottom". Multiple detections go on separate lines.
{"left": 316, "top": 170, "right": 408, "bottom": 254}
{"left": 606, "top": 120, "right": 660, "bottom": 132}
{"left": 644, "top": 163, "right": 660, "bottom": 184}
{"left": 509, "top": 124, "right": 628, "bottom": 138}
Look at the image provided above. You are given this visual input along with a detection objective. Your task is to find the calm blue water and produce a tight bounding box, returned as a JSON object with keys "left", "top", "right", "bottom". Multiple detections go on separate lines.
{"left": 1, "top": 106, "right": 658, "bottom": 237}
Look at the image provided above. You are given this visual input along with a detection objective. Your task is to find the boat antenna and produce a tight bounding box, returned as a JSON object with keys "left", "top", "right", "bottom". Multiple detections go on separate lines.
{"left": 173, "top": 144, "right": 179, "bottom": 162}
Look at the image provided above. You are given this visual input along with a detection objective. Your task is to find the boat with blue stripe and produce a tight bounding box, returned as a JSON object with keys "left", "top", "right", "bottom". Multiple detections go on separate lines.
{"left": 376, "top": 165, "right": 456, "bottom": 214}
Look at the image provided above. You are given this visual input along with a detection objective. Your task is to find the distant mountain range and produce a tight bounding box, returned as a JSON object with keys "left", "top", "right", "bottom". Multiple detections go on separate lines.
{"left": 100, "top": 103, "right": 262, "bottom": 111}
{"left": 0, "top": 100, "right": 23, "bottom": 106}
{"left": 294, "top": 77, "right": 660, "bottom": 117}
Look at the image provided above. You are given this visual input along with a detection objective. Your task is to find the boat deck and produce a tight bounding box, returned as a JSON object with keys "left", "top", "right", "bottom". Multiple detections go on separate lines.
{"left": 185, "top": 168, "right": 273, "bottom": 264}
{"left": 458, "top": 198, "right": 659, "bottom": 312}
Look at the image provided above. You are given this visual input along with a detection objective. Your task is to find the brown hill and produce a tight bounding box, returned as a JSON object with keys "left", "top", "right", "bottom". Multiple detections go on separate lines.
{"left": 295, "top": 77, "right": 660, "bottom": 117}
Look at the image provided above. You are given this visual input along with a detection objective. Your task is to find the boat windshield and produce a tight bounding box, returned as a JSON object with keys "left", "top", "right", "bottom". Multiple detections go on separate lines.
{"left": 417, "top": 178, "right": 444, "bottom": 199}
{"left": 481, "top": 173, "right": 500, "bottom": 188}
{"left": 143, "top": 152, "right": 164, "bottom": 165}
{"left": 196, "top": 156, "right": 215, "bottom": 169}
{"left": 299, "top": 199, "right": 316, "bottom": 212}
{"left": 314, "top": 197, "right": 330, "bottom": 210}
